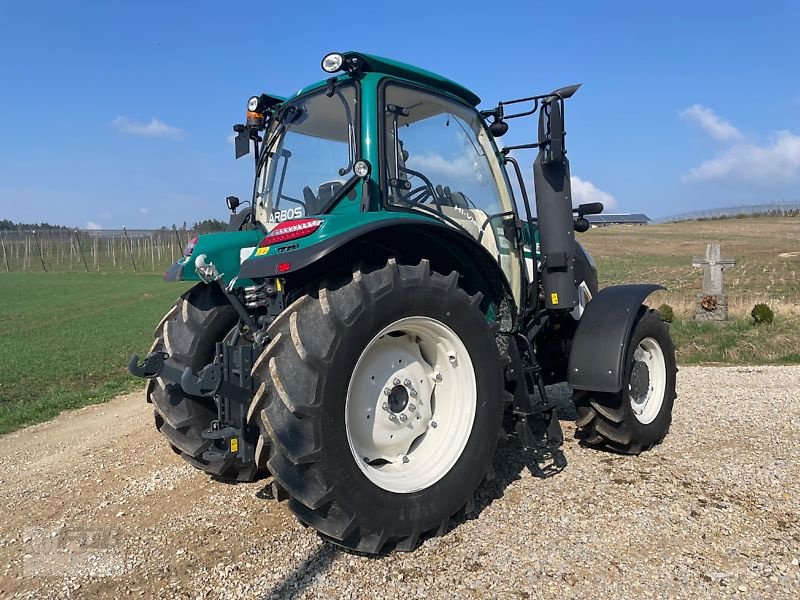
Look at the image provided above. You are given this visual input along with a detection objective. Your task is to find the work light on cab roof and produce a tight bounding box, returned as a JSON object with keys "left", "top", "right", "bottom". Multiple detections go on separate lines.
{"left": 321, "top": 52, "right": 344, "bottom": 73}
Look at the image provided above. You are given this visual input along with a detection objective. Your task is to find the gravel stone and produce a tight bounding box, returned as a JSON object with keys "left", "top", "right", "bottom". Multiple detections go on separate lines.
{"left": 0, "top": 366, "right": 798, "bottom": 598}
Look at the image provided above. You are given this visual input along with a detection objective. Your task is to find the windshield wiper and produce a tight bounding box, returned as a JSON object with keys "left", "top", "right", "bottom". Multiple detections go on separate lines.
{"left": 256, "top": 106, "right": 305, "bottom": 171}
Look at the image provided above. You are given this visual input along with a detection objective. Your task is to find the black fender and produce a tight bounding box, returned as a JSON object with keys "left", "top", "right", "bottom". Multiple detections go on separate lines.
{"left": 574, "top": 241, "right": 598, "bottom": 297}
{"left": 567, "top": 284, "right": 665, "bottom": 393}
{"left": 239, "top": 216, "right": 519, "bottom": 330}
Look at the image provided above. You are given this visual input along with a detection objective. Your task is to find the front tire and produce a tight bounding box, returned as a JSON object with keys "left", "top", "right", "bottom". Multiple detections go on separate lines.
{"left": 251, "top": 259, "right": 505, "bottom": 553}
{"left": 147, "top": 284, "right": 262, "bottom": 481}
{"left": 573, "top": 307, "right": 677, "bottom": 454}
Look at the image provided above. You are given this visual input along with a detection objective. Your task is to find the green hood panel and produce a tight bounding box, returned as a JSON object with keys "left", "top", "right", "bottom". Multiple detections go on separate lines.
{"left": 176, "top": 229, "right": 265, "bottom": 285}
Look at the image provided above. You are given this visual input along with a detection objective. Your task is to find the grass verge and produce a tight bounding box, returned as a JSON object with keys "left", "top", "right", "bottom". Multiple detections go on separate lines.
{"left": 669, "top": 318, "right": 800, "bottom": 364}
{"left": 0, "top": 272, "right": 190, "bottom": 433}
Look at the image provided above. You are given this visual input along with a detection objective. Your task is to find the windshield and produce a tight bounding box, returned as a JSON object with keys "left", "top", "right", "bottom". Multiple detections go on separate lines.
{"left": 254, "top": 84, "right": 358, "bottom": 225}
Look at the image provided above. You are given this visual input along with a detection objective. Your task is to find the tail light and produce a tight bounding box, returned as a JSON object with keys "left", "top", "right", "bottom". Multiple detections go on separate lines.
{"left": 259, "top": 218, "right": 323, "bottom": 246}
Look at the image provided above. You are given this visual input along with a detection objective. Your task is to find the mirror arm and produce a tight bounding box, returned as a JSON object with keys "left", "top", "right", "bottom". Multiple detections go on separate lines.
{"left": 503, "top": 155, "right": 535, "bottom": 226}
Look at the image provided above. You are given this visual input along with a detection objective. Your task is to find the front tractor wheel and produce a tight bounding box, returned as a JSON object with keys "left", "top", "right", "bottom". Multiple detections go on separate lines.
{"left": 251, "top": 259, "right": 505, "bottom": 554}
{"left": 574, "top": 307, "right": 677, "bottom": 454}
{"left": 147, "top": 284, "right": 263, "bottom": 481}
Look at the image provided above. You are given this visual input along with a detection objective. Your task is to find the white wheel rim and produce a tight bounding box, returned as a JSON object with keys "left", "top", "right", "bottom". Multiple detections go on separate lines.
{"left": 345, "top": 316, "right": 477, "bottom": 493}
{"left": 628, "top": 336, "right": 667, "bottom": 425}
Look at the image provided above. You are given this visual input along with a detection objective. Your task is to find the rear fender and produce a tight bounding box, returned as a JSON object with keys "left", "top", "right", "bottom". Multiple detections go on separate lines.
{"left": 239, "top": 216, "right": 435, "bottom": 280}
{"left": 567, "top": 284, "right": 665, "bottom": 393}
{"left": 238, "top": 214, "right": 517, "bottom": 329}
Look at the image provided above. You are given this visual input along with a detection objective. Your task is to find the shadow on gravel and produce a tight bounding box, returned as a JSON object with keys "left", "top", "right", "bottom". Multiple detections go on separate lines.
{"left": 252, "top": 384, "right": 575, "bottom": 558}
{"left": 258, "top": 543, "right": 339, "bottom": 600}
{"left": 450, "top": 384, "right": 574, "bottom": 532}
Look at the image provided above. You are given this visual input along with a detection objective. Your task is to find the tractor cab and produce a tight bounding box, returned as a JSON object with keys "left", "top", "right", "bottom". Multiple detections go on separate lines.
{"left": 235, "top": 52, "right": 525, "bottom": 308}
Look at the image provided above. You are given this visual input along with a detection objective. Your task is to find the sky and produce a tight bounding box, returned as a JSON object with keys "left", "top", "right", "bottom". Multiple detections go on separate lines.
{"left": 1, "top": 0, "right": 799, "bottom": 229}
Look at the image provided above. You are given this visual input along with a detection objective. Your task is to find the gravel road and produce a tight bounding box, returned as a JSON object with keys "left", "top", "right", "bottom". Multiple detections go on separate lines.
{"left": 1, "top": 366, "right": 798, "bottom": 599}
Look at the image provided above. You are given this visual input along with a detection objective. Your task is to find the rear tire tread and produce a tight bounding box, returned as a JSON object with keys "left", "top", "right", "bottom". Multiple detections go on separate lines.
{"left": 252, "top": 259, "right": 505, "bottom": 553}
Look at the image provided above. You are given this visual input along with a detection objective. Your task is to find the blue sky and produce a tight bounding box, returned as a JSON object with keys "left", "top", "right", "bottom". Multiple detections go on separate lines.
{"left": 1, "top": 0, "right": 798, "bottom": 228}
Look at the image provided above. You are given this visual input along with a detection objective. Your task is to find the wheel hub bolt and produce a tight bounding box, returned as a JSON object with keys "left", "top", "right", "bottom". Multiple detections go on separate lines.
{"left": 393, "top": 378, "right": 401, "bottom": 385}
{"left": 431, "top": 421, "right": 438, "bottom": 428}
{"left": 399, "top": 413, "right": 408, "bottom": 422}
{"left": 403, "top": 378, "right": 411, "bottom": 386}
{"left": 410, "top": 390, "right": 418, "bottom": 398}
{"left": 402, "top": 456, "right": 409, "bottom": 464}
{"left": 389, "top": 414, "right": 398, "bottom": 422}
{"left": 384, "top": 388, "right": 391, "bottom": 396}
{"left": 408, "top": 403, "right": 416, "bottom": 412}
{"left": 382, "top": 402, "right": 390, "bottom": 412}
{"left": 435, "top": 372, "right": 442, "bottom": 382}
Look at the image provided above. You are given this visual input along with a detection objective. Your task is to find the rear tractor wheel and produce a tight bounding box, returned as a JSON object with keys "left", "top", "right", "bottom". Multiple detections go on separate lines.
{"left": 574, "top": 307, "right": 677, "bottom": 454}
{"left": 147, "top": 284, "right": 264, "bottom": 481}
{"left": 251, "top": 259, "right": 506, "bottom": 553}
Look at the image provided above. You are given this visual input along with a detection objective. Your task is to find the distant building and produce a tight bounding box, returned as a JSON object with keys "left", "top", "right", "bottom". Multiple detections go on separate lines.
{"left": 585, "top": 213, "right": 651, "bottom": 227}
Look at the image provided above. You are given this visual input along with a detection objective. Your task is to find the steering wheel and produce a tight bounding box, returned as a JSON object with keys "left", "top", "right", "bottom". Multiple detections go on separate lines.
{"left": 398, "top": 166, "right": 438, "bottom": 204}
{"left": 404, "top": 186, "right": 433, "bottom": 205}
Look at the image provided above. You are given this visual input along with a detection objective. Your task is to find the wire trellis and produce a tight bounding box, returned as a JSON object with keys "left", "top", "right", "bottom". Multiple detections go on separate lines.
{"left": 0, "top": 228, "right": 207, "bottom": 273}
{"left": 657, "top": 201, "right": 800, "bottom": 224}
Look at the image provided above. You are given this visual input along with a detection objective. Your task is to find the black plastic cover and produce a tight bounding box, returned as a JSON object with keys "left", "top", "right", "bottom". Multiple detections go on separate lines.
{"left": 567, "top": 284, "right": 665, "bottom": 393}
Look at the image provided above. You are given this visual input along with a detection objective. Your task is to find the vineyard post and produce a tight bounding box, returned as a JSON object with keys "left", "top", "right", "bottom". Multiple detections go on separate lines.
{"left": 123, "top": 227, "right": 137, "bottom": 272}
{"left": 74, "top": 229, "right": 89, "bottom": 272}
{"left": 0, "top": 231, "right": 9, "bottom": 272}
{"left": 33, "top": 231, "right": 47, "bottom": 272}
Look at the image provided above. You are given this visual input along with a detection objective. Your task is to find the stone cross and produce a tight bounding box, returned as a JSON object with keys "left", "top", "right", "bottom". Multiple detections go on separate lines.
{"left": 692, "top": 243, "right": 735, "bottom": 321}
{"left": 693, "top": 244, "right": 735, "bottom": 295}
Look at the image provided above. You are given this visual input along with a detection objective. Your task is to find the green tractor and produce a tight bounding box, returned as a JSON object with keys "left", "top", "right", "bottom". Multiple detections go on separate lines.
{"left": 129, "top": 52, "right": 677, "bottom": 554}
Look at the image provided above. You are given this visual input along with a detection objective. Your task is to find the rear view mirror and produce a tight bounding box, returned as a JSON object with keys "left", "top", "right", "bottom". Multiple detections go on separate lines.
{"left": 234, "top": 125, "right": 250, "bottom": 159}
{"left": 538, "top": 97, "right": 564, "bottom": 164}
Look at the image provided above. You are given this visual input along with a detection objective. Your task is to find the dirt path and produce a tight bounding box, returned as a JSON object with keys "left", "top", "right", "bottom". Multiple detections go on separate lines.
{"left": 1, "top": 366, "right": 799, "bottom": 599}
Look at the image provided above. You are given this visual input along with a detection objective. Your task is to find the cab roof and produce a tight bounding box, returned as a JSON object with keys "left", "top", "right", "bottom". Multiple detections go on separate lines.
{"left": 285, "top": 51, "right": 481, "bottom": 108}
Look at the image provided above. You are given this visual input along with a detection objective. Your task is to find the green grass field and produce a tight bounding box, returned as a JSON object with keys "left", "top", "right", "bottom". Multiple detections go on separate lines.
{"left": 0, "top": 216, "right": 797, "bottom": 434}
{"left": 0, "top": 273, "right": 191, "bottom": 434}
{"left": 580, "top": 216, "right": 800, "bottom": 365}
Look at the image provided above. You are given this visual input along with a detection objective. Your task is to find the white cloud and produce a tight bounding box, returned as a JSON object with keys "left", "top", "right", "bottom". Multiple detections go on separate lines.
{"left": 683, "top": 130, "right": 800, "bottom": 183}
{"left": 86, "top": 221, "right": 102, "bottom": 230}
{"left": 406, "top": 152, "right": 474, "bottom": 180}
{"left": 680, "top": 104, "right": 742, "bottom": 142}
{"left": 570, "top": 176, "right": 617, "bottom": 210}
{"left": 112, "top": 116, "right": 185, "bottom": 140}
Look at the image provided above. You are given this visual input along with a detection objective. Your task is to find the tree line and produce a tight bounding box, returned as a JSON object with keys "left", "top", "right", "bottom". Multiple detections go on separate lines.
{"left": 1, "top": 218, "right": 228, "bottom": 232}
